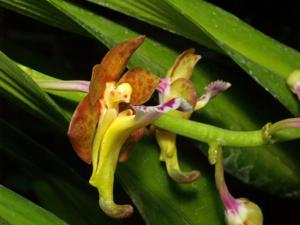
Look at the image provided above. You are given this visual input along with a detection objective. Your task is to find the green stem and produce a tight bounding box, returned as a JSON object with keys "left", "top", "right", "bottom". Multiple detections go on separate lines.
{"left": 153, "top": 114, "right": 300, "bottom": 147}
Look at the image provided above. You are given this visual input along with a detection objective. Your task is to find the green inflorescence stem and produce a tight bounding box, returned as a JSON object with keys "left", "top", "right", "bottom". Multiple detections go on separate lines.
{"left": 153, "top": 114, "right": 300, "bottom": 147}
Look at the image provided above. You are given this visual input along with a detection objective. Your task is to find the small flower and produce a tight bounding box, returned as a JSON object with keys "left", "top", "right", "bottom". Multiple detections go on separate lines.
{"left": 67, "top": 36, "right": 192, "bottom": 218}
{"left": 225, "top": 198, "right": 263, "bottom": 225}
{"left": 287, "top": 69, "right": 300, "bottom": 101}
{"left": 155, "top": 49, "right": 231, "bottom": 183}
{"left": 214, "top": 147, "right": 263, "bottom": 225}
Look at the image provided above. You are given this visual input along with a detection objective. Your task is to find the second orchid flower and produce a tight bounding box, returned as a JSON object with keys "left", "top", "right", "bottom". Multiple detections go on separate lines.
{"left": 154, "top": 48, "right": 231, "bottom": 183}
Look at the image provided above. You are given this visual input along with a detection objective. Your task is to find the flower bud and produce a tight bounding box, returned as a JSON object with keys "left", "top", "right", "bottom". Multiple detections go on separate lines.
{"left": 225, "top": 198, "right": 263, "bottom": 225}
{"left": 287, "top": 69, "right": 300, "bottom": 100}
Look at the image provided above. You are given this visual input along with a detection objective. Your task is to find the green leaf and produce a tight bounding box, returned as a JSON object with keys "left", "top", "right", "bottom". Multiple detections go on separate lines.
{"left": 0, "top": 51, "right": 69, "bottom": 131}
{"left": 32, "top": 176, "right": 126, "bottom": 225}
{"left": 88, "top": 0, "right": 300, "bottom": 115}
{"left": 86, "top": 0, "right": 221, "bottom": 53}
{"left": 0, "top": 185, "right": 69, "bottom": 225}
{"left": 31, "top": 180, "right": 89, "bottom": 225}
{"left": 0, "top": 0, "right": 87, "bottom": 35}
{"left": 165, "top": 0, "right": 300, "bottom": 115}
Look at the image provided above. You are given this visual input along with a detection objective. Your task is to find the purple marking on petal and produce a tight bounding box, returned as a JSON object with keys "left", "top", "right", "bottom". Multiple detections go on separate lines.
{"left": 204, "top": 80, "right": 231, "bottom": 98}
{"left": 163, "top": 98, "right": 176, "bottom": 108}
{"left": 132, "top": 98, "right": 192, "bottom": 113}
{"left": 156, "top": 78, "right": 171, "bottom": 94}
{"left": 128, "top": 98, "right": 192, "bottom": 132}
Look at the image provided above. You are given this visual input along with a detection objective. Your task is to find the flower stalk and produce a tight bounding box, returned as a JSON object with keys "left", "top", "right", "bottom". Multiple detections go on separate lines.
{"left": 153, "top": 114, "right": 300, "bottom": 147}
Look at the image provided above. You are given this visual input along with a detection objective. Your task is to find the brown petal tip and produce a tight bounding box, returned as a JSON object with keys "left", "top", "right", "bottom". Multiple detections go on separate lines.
{"left": 99, "top": 200, "right": 134, "bottom": 219}
{"left": 89, "top": 35, "right": 146, "bottom": 104}
{"left": 170, "top": 169, "right": 201, "bottom": 184}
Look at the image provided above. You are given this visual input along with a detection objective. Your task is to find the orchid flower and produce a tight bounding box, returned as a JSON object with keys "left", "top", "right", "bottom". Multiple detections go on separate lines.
{"left": 214, "top": 146, "right": 263, "bottom": 225}
{"left": 67, "top": 36, "right": 192, "bottom": 219}
{"left": 155, "top": 48, "right": 231, "bottom": 183}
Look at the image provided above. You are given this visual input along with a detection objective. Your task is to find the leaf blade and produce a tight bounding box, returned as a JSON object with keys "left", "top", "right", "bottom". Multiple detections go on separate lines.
{"left": 0, "top": 185, "right": 69, "bottom": 225}
{"left": 88, "top": 0, "right": 300, "bottom": 115}
{"left": 0, "top": 51, "right": 69, "bottom": 131}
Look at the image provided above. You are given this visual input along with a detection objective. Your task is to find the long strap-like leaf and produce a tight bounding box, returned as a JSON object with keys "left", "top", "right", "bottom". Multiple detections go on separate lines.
{"left": 0, "top": 185, "right": 70, "bottom": 225}
{"left": 88, "top": 0, "right": 300, "bottom": 115}
{"left": 0, "top": 51, "right": 69, "bottom": 131}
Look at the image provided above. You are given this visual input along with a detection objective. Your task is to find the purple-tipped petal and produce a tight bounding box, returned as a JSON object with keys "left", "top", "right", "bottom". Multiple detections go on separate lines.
{"left": 132, "top": 98, "right": 192, "bottom": 114}
{"left": 195, "top": 80, "right": 231, "bottom": 110}
{"left": 204, "top": 80, "right": 231, "bottom": 98}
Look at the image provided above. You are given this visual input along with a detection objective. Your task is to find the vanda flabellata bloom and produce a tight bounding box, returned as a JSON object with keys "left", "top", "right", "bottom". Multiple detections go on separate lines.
{"left": 68, "top": 36, "right": 192, "bottom": 218}
{"left": 154, "top": 48, "right": 231, "bottom": 183}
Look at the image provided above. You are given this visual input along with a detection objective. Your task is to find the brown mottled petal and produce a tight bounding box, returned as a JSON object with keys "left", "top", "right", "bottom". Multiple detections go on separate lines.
{"left": 89, "top": 36, "right": 145, "bottom": 105}
{"left": 118, "top": 127, "right": 145, "bottom": 162}
{"left": 167, "top": 48, "right": 201, "bottom": 80}
{"left": 89, "top": 64, "right": 106, "bottom": 101}
{"left": 68, "top": 95, "right": 100, "bottom": 163}
{"left": 118, "top": 68, "right": 160, "bottom": 105}
{"left": 169, "top": 78, "right": 197, "bottom": 107}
